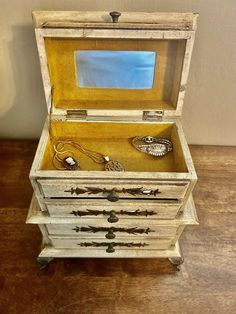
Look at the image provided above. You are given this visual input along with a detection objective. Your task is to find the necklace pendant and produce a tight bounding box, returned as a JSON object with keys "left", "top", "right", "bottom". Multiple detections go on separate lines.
{"left": 105, "top": 160, "right": 124, "bottom": 171}
{"left": 62, "top": 156, "right": 79, "bottom": 170}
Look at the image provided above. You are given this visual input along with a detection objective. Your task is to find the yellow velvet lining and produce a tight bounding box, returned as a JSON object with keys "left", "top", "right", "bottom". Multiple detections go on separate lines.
{"left": 40, "top": 121, "right": 188, "bottom": 173}
{"left": 45, "top": 38, "right": 186, "bottom": 110}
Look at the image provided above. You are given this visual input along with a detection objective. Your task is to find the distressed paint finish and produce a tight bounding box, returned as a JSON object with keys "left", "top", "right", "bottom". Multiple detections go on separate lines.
{"left": 32, "top": 11, "right": 198, "bottom": 30}
{"left": 44, "top": 199, "right": 183, "bottom": 219}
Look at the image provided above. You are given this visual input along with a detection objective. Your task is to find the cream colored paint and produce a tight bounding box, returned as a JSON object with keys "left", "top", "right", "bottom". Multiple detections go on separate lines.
{"left": 0, "top": 0, "right": 235, "bottom": 145}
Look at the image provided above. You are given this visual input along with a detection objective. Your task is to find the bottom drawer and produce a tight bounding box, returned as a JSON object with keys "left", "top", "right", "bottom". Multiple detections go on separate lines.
{"left": 50, "top": 236, "right": 173, "bottom": 252}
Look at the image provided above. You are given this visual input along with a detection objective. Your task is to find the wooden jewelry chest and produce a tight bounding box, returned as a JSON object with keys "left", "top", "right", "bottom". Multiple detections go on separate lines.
{"left": 27, "top": 11, "right": 199, "bottom": 269}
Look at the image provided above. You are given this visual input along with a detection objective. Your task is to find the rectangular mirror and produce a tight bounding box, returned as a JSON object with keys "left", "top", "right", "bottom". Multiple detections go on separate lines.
{"left": 75, "top": 50, "right": 156, "bottom": 89}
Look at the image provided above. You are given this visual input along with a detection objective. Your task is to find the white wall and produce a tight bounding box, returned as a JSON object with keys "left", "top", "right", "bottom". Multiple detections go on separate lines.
{"left": 0, "top": 0, "right": 235, "bottom": 145}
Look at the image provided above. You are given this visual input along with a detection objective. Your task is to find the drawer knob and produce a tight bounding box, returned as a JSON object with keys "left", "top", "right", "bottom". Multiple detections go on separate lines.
{"left": 109, "top": 11, "right": 121, "bottom": 23}
{"left": 105, "top": 228, "right": 116, "bottom": 239}
{"left": 106, "top": 243, "right": 115, "bottom": 253}
{"left": 107, "top": 190, "right": 119, "bottom": 202}
{"left": 107, "top": 211, "right": 119, "bottom": 223}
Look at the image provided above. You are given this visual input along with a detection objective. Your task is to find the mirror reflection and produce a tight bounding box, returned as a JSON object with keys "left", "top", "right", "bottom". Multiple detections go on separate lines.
{"left": 75, "top": 50, "right": 156, "bottom": 89}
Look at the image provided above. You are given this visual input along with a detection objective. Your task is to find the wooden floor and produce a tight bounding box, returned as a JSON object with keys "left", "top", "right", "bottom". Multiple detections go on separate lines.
{"left": 0, "top": 140, "right": 235, "bottom": 314}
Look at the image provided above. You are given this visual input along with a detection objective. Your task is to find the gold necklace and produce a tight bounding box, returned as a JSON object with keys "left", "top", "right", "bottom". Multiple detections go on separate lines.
{"left": 53, "top": 140, "right": 124, "bottom": 171}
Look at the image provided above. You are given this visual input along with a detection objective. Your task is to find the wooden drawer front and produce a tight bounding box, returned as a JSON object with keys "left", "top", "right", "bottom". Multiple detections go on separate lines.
{"left": 45, "top": 200, "right": 182, "bottom": 220}
{"left": 46, "top": 223, "right": 178, "bottom": 239}
{"left": 38, "top": 180, "right": 189, "bottom": 200}
{"left": 50, "top": 236, "right": 173, "bottom": 251}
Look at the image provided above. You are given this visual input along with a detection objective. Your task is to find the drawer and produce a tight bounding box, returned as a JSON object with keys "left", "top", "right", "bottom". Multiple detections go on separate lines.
{"left": 38, "top": 179, "right": 189, "bottom": 200}
{"left": 49, "top": 236, "right": 173, "bottom": 251}
{"left": 46, "top": 222, "right": 179, "bottom": 239}
{"left": 45, "top": 199, "right": 182, "bottom": 220}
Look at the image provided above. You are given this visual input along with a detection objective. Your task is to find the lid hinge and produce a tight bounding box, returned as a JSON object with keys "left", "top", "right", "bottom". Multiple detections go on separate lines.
{"left": 66, "top": 109, "right": 87, "bottom": 120}
{"left": 143, "top": 110, "right": 163, "bottom": 121}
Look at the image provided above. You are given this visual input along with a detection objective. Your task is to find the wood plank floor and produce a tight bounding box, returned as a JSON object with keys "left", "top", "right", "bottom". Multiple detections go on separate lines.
{"left": 0, "top": 140, "right": 235, "bottom": 314}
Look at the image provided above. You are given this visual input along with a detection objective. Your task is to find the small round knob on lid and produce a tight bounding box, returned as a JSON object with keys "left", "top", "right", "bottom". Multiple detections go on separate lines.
{"left": 109, "top": 11, "right": 121, "bottom": 23}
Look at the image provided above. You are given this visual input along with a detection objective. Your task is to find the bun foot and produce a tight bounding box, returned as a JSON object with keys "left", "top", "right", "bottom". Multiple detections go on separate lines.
{"left": 168, "top": 257, "right": 184, "bottom": 270}
{"left": 37, "top": 257, "right": 54, "bottom": 270}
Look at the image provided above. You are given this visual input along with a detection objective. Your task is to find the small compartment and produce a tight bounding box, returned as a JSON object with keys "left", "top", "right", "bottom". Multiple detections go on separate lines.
{"left": 40, "top": 121, "right": 188, "bottom": 173}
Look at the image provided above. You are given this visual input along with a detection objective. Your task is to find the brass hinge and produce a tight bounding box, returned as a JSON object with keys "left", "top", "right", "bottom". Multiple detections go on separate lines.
{"left": 66, "top": 109, "right": 87, "bottom": 120}
{"left": 143, "top": 110, "right": 163, "bottom": 121}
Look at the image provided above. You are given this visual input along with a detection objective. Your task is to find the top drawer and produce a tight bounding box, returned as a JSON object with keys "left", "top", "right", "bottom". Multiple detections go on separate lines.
{"left": 38, "top": 179, "right": 189, "bottom": 201}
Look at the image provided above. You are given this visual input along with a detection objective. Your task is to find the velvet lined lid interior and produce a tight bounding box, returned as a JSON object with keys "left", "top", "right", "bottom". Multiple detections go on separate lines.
{"left": 45, "top": 37, "right": 186, "bottom": 111}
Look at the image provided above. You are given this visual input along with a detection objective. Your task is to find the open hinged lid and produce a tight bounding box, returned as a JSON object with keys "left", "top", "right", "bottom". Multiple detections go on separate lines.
{"left": 33, "top": 11, "right": 198, "bottom": 121}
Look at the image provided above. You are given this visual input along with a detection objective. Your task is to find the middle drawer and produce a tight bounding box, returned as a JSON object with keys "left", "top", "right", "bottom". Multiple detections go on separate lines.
{"left": 44, "top": 199, "right": 183, "bottom": 220}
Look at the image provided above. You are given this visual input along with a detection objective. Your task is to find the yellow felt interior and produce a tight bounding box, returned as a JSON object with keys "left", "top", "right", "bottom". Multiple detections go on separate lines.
{"left": 40, "top": 121, "right": 188, "bottom": 173}
{"left": 45, "top": 38, "right": 186, "bottom": 110}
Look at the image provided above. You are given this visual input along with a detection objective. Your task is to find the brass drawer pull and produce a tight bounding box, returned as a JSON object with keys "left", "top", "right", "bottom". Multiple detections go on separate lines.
{"left": 106, "top": 243, "right": 115, "bottom": 253}
{"left": 107, "top": 190, "right": 119, "bottom": 202}
{"left": 106, "top": 229, "right": 115, "bottom": 239}
{"left": 65, "top": 187, "right": 161, "bottom": 202}
{"left": 79, "top": 241, "right": 148, "bottom": 253}
{"left": 73, "top": 226, "right": 154, "bottom": 239}
{"left": 70, "top": 209, "right": 157, "bottom": 222}
{"left": 107, "top": 211, "right": 119, "bottom": 223}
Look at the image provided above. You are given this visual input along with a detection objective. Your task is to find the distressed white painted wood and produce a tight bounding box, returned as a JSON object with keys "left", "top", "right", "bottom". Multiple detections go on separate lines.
{"left": 40, "top": 28, "right": 194, "bottom": 39}
{"left": 49, "top": 236, "right": 173, "bottom": 250}
{"left": 44, "top": 199, "right": 182, "bottom": 219}
{"left": 175, "top": 33, "right": 196, "bottom": 115}
{"left": 27, "top": 193, "right": 198, "bottom": 226}
{"left": 27, "top": 193, "right": 197, "bottom": 261}
{"left": 46, "top": 224, "right": 178, "bottom": 238}
{"left": 39, "top": 241, "right": 182, "bottom": 259}
{"left": 37, "top": 179, "right": 189, "bottom": 200}
{"left": 34, "top": 30, "right": 51, "bottom": 110}
{"left": 32, "top": 11, "right": 198, "bottom": 30}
